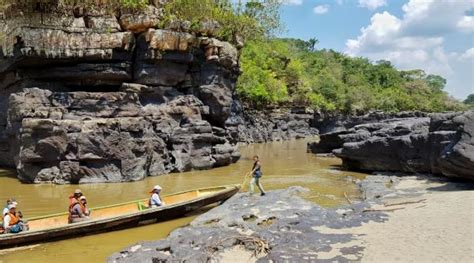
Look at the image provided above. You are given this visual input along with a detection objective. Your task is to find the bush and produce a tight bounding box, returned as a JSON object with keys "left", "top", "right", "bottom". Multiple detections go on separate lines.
{"left": 160, "top": 0, "right": 282, "bottom": 42}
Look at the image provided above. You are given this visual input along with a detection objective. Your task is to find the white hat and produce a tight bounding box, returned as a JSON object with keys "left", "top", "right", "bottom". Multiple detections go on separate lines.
{"left": 11, "top": 201, "right": 18, "bottom": 206}
{"left": 8, "top": 204, "right": 16, "bottom": 209}
{"left": 79, "top": 196, "right": 87, "bottom": 200}
{"left": 74, "top": 189, "right": 82, "bottom": 194}
{"left": 153, "top": 185, "right": 162, "bottom": 191}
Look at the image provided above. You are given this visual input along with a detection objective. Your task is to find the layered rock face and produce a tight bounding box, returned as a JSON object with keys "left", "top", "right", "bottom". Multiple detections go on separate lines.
{"left": 0, "top": 5, "right": 243, "bottom": 183}
{"left": 309, "top": 111, "right": 474, "bottom": 180}
{"left": 226, "top": 108, "right": 318, "bottom": 144}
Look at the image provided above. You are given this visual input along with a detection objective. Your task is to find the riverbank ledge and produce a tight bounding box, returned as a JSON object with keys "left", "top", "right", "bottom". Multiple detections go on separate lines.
{"left": 108, "top": 175, "right": 473, "bottom": 262}
{"left": 308, "top": 111, "right": 474, "bottom": 181}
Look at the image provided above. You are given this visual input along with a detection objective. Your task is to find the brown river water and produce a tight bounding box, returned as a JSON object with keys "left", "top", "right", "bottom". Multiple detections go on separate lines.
{"left": 0, "top": 139, "right": 367, "bottom": 263}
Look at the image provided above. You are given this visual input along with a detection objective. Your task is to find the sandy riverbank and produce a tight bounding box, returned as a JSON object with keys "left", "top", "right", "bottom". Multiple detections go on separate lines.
{"left": 318, "top": 176, "right": 474, "bottom": 262}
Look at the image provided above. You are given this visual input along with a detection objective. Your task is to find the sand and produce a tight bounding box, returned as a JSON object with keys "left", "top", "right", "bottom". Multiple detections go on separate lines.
{"left": 318, "top": 177, "right": 474, "bottom": 262}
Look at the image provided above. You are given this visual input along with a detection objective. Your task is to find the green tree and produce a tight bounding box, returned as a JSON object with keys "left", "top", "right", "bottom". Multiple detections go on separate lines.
{"left": 425, "top": 74, "right": 447, "bottom": 92}
{"left": 237, "top": 38, "right": 464, "bottom": 113}
{"left": 464, "top": 94, "right": 474, "bottom": 107}
{"left": 307, "top": 38, "right": 319, "bottom": 51}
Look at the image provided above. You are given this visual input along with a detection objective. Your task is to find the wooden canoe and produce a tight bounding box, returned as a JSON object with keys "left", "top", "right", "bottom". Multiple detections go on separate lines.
{"left": 0, "top": 184, "right": 240, "bottom": 249}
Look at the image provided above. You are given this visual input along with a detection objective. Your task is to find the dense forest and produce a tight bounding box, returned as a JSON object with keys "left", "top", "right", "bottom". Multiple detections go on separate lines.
{"left": 0, "top": 0, "right": 467, "bottom": 113}
{"left": 237, "top": 39, "right": 466, "bottom": 113}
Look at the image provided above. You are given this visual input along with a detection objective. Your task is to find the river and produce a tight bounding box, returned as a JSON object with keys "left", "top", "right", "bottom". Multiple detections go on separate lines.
{"left": 0, "top": 139, "right": 367, "bottom": 262}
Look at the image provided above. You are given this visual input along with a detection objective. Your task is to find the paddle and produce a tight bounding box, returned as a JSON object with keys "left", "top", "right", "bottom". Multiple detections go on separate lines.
{"left": 240, "top": 172, "right": 251, "bottom": 192}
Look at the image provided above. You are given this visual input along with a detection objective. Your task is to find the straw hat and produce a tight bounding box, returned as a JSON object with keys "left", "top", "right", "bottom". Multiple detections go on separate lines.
{"left": 150, "top": 185, "right": 162, "bottom": 193}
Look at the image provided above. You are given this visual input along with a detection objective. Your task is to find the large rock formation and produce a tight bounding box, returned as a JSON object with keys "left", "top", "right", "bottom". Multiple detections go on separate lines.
{"left": 226, "top": 107, "right": 318, "bottom": 144}
{"left": 0, "top": 4, "right": 243, "bottom": 183}
{"left": 309, "top": 111, "right": 474, "bottom": 180}
{"left": 0, "top": 4, "right": 317, "bottom": 183}
{"left": 108, "top": 187, "right": 385, "bottom": 262}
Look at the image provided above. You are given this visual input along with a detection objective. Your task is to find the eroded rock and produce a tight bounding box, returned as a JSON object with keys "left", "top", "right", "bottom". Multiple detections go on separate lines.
{"left": 309, "top": 111, "right": 474, "bottom": 181}
{"left": 108, "top": 187, "right": 384, "bottom": 262}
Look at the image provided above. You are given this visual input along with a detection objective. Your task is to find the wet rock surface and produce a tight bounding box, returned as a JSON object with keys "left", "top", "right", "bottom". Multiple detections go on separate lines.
{"left": 309, "top": 111, "right": 474, "bottom": 181}
{"left": 108, "top": 186, "right": 387, "bottom": 262}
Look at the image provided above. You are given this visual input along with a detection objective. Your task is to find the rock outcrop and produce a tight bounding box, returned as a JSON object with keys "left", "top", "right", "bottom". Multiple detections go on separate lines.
{"left": 226, "top": 108, "right": 319, "bottom": 144}
{"left": 108, "top": 187, "right": 384, "bottom": 262}
{"left": 0, "top": 4, "right": 243, "bottom": 183}
{"left": 309, "top": 111, "right": 474, "bottom": 180}
{"left": 109, "top": 174, "right": 474, "bottom": 262}
{"left": 0, "top": 5, "right": 318, "bottom": 183}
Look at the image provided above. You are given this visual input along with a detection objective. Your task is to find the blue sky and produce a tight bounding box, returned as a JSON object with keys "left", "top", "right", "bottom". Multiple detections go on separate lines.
{"left": 277, "top": 0, "right": 474, "bottom": 100}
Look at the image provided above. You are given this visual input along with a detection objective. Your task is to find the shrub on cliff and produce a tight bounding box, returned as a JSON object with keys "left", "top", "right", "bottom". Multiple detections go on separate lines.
{"left": 160, "top": 0, "right": 282, "bottom": 42}
{"left": 237, "top": 39, "right": 466, "bottom": 113}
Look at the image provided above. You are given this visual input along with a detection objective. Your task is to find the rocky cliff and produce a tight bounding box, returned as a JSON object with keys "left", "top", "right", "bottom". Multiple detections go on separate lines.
{"left": 308, "top": 111, "right": 474, "bottom": 180}
{"left": 0, "top": 5, "right": 317, "bottom": 183}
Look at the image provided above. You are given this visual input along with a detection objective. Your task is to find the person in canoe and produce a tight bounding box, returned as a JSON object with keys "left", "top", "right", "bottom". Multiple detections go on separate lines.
{"left": 69, "top": 189, "right": 83, "bottom": 206}
{"left": 3, "top": 203, "right": 29, "bottom": 234}
{"left": 149, "top": 185, "right": 165, "bottom": 208}
{"left": 68, "top": 194, "right": 90, "bottom": 224}
{"left": 248, "top": 155, "right": 266, "bottom": 196}
{"left": 2, "top": 198, "right": 16, "bottom": 218}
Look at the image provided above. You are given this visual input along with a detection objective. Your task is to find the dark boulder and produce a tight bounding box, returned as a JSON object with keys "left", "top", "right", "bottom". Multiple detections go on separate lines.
{"left": 314, "top": 112, "right": 474, "bottom": 181}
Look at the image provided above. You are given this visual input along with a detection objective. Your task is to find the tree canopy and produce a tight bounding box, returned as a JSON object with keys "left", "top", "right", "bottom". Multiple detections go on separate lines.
{"left": 237, "top": 39, "right": 465, "bottom": 113}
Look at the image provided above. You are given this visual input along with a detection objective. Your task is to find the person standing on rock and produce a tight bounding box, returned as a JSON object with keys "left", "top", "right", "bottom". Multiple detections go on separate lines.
{"left": 249, "top": 155, "right": 266, "bottom": 196}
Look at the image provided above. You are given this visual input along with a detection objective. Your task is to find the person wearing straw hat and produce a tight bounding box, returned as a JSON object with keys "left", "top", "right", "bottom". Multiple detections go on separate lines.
{"left": 68, "top": 192, "right": 90, "bottom": 224}
{"left": 3, "top": 203, "right": 28, "bottom": 233}
{"left": 68, "top": 195, "right": 90, "bottom": 224}
{"left": 2, "top": 198, "right": 16, "bottom": 218}
{"left": 148, "top": 185, "right": 165, "bottom": 208}
{"left": 68, "top": 189, "right": 83, "bottom": 207}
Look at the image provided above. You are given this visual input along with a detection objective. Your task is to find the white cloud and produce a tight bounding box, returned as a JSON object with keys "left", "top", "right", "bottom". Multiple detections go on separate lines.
{"left": 457, "top": 16, "right": 474, "bottom": 33}
{"left": 346, "top": 0, "right": 474, "bottom": 99}
{"left": 313, "top": 4, "right": 329, "bottom": 14}
{"left": 400, "top": 0, "right": 474, "bottom": 36}
{"left": 358, "top": 0, "right": 387, "bottom": 10}
{"left": 335, "top": 0, "right": 344, "bottom": 5}
{"left": 460, "top": 47, "right": 474, "bottom": 60}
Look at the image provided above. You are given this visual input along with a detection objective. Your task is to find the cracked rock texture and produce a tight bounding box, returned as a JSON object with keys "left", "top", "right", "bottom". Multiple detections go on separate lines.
{"left": 0, "top": 5, "right": 317, "bottom": 183}
{"left": 308, "top": 111, "right": 474, "bottom": 181}
{"left": 108, "top": 186, "right": 386, "bottom": 262}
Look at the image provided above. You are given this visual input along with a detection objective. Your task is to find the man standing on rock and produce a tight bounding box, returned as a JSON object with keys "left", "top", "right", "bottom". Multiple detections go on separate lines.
{"left": 249, "top": 155, "right": 266, "bottom": 196}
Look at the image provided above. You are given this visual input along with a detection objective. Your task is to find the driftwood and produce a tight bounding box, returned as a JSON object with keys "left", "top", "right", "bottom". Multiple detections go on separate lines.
{"left": 206, "top": 235, "right": 269, "bottom": 260}
{"left": 384, "top": 199, "right": 426, "bottom": 207}
{"left": 363, "top": 207, "right": 405, "bottom": 213}
{"left": 343, "top": 192, "right": 352, "bottom": 205}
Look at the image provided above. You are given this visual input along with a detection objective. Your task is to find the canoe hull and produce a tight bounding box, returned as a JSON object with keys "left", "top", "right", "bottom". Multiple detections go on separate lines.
{"left": 0, "top": 185, "right": 239, "bottom": 249}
